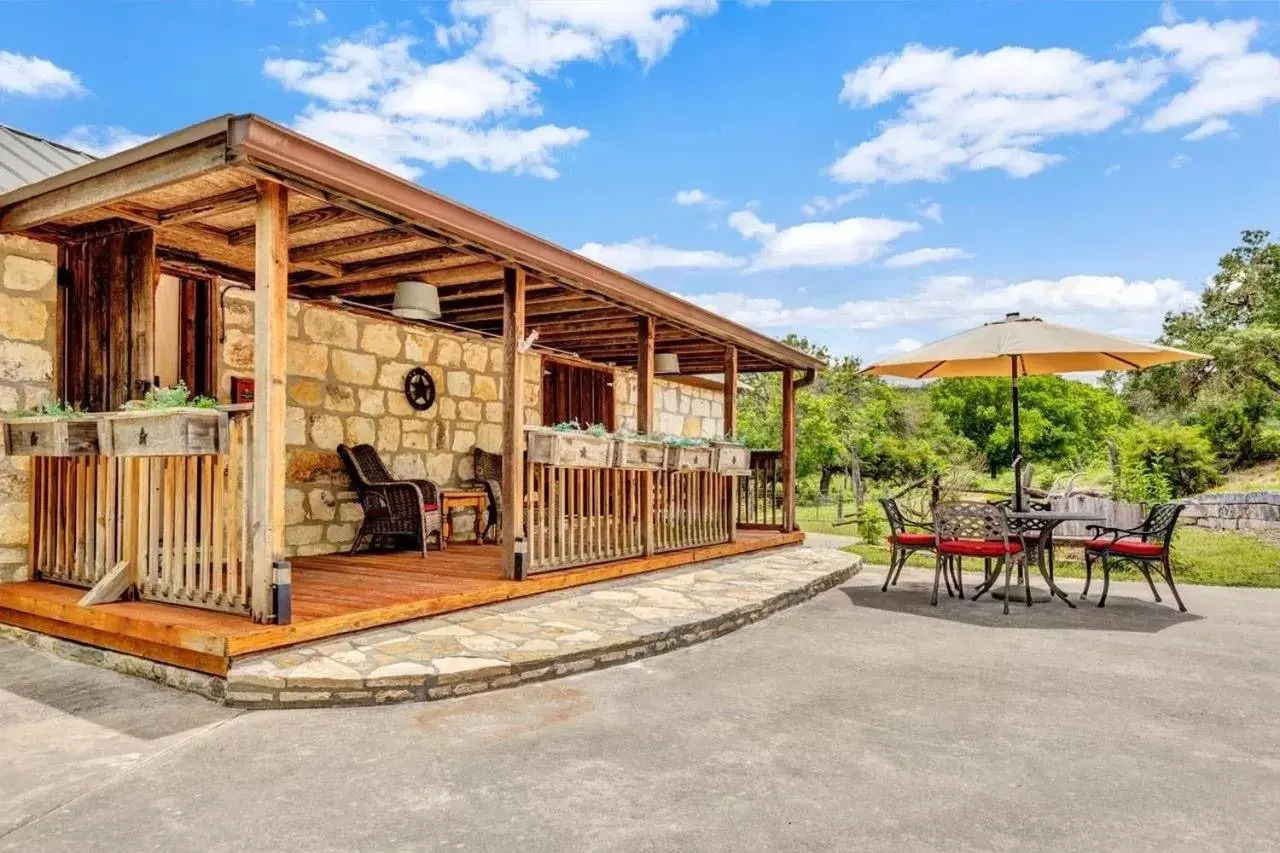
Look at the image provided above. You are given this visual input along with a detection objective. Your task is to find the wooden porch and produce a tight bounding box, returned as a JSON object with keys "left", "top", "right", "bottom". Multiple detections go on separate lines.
{"left": 0, "top": 528, "right": 802, "bottom": 676}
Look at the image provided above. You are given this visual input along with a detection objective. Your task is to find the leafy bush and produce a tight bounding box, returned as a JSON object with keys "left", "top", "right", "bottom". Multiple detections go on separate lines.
{"left": 853, "top": 501, "right": 884, "bottom": 542}
{"left": 1115, "top": 424, "right": 1221, "bottom": 502}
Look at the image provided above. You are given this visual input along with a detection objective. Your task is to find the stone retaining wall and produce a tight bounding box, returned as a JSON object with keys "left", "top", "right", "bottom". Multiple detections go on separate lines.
{"left": 0, "top": 235, "right": 58, "bottom": 582}
{"left": 1181, "top": 492, "right": 1280, "bottom": 533}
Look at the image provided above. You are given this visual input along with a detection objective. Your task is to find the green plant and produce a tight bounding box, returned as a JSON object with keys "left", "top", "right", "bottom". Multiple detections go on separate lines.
{"left": 659, "top": 434, "right": 707, "bottom": 447}
{"left": 125, "top": 381, "right": 219, "bottom": 412}
{"left": 853, "top": 501, "right": 884, "bottom": 542}
{"left": 549, "top": 419, "right": 582, "bottom": 432}
{"left": 585, "top": 423, "right": 610, "bottom": 438}
{"left": 4, "top": 400, "right": 88, "bottom": 419}
{"left": 1115, "top": 423, "right": 1221, "bottom": 501}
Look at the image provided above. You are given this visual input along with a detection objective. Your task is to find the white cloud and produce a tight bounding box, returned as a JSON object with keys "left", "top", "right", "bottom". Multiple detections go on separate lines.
{"left": 883, "top": 247, "right": 973, "bottom": 268}
{"left": 1103, "top": 163, "right": 1121, "bottom": 176}
{"left": 1169, "top": 153, "right": 1191, "bottom": 169}
{"left": 681, "top": 274, "right": 1197, "bottom": 341}
{"left": 265, "top": 4, "right": 714, "bottom": 180}
{"left": 0, "top": 50, "right": 85, "bottom": 97}
{"left": 890, "top": 337, "right": 923, "bottom": 353}
{"left": 454, "top": 0, "right": 717, "bottom": 73}
{"left": 674, "top": 188, "right": 718, "bottom": 206}
{"left": 827, "top": 18, "right": 1280, "bottom": 186}
{"left": 1183, "top": 117, "right": 1232, "bottom": 140}
{"left": 1137, "top": 19, "right": 1280, "bottom": 133}
{"left": 290, "top": 5, "right": 326, "bottom": 27}
{"left": 829, "top": 43, "right": 1165, "bottom": 184}
{"left": 914, "top": 200, "right": 943, "bottom": 223}
{"left": 801, "top": 189, "right": 864, "bottom": 217}
{"left": 727, "top": 207, "right": 919, "bottom": 271}
{"left": 576, "top": 238, "right": 744, "bottom": 273}
{"left": 58, "top": 125, "right": 155, "bottom": 157}
{"left": 1160, "top": 1, "right": 1181, "bottom": 27}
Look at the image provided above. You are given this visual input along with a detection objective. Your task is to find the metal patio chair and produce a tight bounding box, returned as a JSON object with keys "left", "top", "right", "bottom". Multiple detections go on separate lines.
{"left": 879, "top": 497, "right": 938, "bottom": 592}
{"left": 1082, "top": 503, "right": 1187, "bottom": 611}
{"left": 338, "top": 443, "right": 444, "bottom": 557}
{"left": 934, "top": 501, "right": 1027, "bottom": 614}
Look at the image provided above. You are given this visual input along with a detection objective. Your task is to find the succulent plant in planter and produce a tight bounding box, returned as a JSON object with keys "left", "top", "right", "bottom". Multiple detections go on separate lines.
{"left": 609, "top": 428, "right": 666, "bottom": 470}
{"left": 525, "top": 420, "right": 612, "bottom": 468}
{"left": 1, "top": 400, "right": 102, "bottom": 457}
{"left": 659, "top": 434, "right": 714, "bottom": 470}
{"left": 101, "top": 382, "right": 228, "bottom": 457}
{"left": 710, "top": 433, "right": 751, "bottom": 474}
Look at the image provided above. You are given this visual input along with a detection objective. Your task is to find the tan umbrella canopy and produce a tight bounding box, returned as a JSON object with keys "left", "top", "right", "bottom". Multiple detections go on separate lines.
{"left": 862, "top": 312, "right": 1210, "bottom": 510}
{"left": 863, "top": 312, "right": 1207, "bottom": 380}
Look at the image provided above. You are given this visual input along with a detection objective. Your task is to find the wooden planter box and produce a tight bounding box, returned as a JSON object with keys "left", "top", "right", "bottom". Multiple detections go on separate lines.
{"left": 99, "top": 408, "right": 229, "bottom": 457}
{"left": 1, "top": 416, "right": 102, "bottom": 457}
{"left": 712, "top": 442, "right": 751, "bottom": 475}
{"left": 610, "top": 436, "right": 666, "bottom": 470}
{"left": 524, "top": 427, "right": 612, "bottom": 469}
{"left": 664, "top": 444, "right": 713, "bottom": 471}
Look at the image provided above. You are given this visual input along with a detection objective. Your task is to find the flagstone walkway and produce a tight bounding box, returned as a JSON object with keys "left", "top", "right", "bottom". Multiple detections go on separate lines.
{"left": 226, "top": 546, "right": 858, "bottom": 708}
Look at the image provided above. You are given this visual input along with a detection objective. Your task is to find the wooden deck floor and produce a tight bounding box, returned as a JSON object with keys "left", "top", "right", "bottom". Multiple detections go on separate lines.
{"left": 0, "top": 529, "right": 803, "bottom": 675}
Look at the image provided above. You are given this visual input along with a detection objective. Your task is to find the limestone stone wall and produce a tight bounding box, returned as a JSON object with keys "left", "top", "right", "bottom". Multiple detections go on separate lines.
{"left": 220, "top": 292, "right": 541, "bottom": 557}
{"left": 0, "top": 236, "right": 58, "bottom": 582}
{"left": 1181, "top": 492, "right": 1280, "bottom": 533}
{"left": 614, "top": 373, "right": 725, "bottom": 439}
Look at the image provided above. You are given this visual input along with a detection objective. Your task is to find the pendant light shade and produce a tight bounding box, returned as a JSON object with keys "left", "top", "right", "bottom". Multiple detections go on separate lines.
{"left": 391, "top": 280, "right": 442, "bottom": 321}
{"left": 654, "top": 352, "right": 681, "bottom": 374}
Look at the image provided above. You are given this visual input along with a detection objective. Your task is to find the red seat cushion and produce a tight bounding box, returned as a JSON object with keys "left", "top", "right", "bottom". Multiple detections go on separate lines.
{"left": 1084, "top": 537, "right": 1164, "bottom": 557}
{"left": 423, "top": 503, "right": 439, "bottom": 512}
{"left": 888, "top": 532, "right": 935, "bottom": 547}
{"left": 937, "top": 538, "right": 1022, "bottom": 557}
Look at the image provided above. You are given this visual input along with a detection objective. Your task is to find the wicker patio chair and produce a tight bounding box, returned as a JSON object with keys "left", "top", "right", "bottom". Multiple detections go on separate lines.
{"left": 338, "top": 443, "right": 444, "bottom": 557}
{"left": 1082, "top": 503, "right": 1186, "bottom": 611}
{"left": 934, "top": 501, "right": 1026, "bottom": 614}
{"left": 879, "top": 497, "right": 938, "bottom": 592}
{"left": 466, "top": 447, "right": 502, "bottom": 543}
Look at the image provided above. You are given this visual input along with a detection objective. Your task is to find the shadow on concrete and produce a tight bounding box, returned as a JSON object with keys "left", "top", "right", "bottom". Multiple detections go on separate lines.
{"left": 0, "top": 642, "right": 235, "bottom": 739}
{"left": 842, "top": 581, "right": 1203, "bottom": 632}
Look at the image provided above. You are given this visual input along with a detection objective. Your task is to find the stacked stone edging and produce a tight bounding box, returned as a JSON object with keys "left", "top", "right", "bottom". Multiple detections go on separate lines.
{"left": 0, "top": 623, "right": 226, "bottom": 701}
{"left": 224, "top": 554, "right": 858, "bottom": 709}
{"left": 1181, "top": 492, "right": 1280, "bottom": 532}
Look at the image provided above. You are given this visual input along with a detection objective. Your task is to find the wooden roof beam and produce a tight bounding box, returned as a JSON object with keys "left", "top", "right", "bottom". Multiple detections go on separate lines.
{"left": 293, "top": 247, "right": 477, "bottom": 289}
{"left": 0, "top": 121, "right": 232, "bottom": 232}
{"left": 289, "top": 227, "right": 425, "bottom": 263}
{"left": 227, "top": 205, "right": 360, "bottom": 246}
{"left": 156, "top": 185, "right": 260, "bottom": 226}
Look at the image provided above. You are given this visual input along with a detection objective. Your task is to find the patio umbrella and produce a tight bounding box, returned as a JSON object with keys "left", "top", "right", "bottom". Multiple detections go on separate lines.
{"left": 862, "top": 312, "right": 1209, "bottom": 510}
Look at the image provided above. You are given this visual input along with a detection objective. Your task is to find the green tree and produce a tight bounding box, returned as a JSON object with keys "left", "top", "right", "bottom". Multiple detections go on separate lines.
{"left": 928, "top": 375, "right": 1131, "bottom": 475}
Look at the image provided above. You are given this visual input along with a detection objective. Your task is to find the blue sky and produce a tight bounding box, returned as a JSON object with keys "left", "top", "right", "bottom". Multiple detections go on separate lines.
{"left": 2, "top": 0, "right": 1279, "bottom": 363}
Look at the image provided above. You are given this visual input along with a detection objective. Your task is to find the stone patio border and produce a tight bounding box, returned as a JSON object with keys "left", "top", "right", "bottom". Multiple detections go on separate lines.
{"left": 226, "top": 548, "right": 859, "bottom": 708}
{"left": 0, "top": 547, "right": 858, "bottom": 709}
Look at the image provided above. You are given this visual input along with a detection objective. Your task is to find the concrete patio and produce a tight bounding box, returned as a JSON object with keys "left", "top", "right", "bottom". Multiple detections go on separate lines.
{"left": 3, "top": 562, "right": 1278, "bottom": 852}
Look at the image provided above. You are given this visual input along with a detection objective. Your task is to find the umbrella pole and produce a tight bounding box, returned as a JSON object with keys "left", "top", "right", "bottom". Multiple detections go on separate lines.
{"left": 1011, "top": 355, "right": 1023, "bottom": 512}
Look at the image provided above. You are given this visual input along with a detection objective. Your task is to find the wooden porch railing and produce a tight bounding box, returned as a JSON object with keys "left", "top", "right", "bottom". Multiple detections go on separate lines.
{"left": 522, "top": 462, "right": 734, "bottom": 574}
{"left": 28, "top": 409, "right": 255, "bottom": 615}
{"left": 737, "top": 449, "right": 782, "bottom": 529}
{"left": 653, "top": 469, "right": 731, "bottom": 552}
{"left": 523, "top": 463, "right": 646, "bottom": 573}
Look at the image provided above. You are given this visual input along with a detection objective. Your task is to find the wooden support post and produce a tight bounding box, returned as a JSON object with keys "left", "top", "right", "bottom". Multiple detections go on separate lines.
{"left": 723, "top": 346, "right": 738, "bottom": 543}
{"left": 781, "top": 367, "right": 796, "bottom": 532}
{"left": 501, "top": 267, "right": 527, "bottom": 579}
{"left": 251, "top": 180, "right": 285, "bottom": 622}
{"left": 637, "top": 316, "right": 655, "bottom": 556}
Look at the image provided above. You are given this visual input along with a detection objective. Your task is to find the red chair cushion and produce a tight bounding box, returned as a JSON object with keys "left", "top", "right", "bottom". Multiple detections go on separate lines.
{"left": 424, "top": 503, "right": 439, "bottom": 512}
{"left": 888, "top": 532, "right": 935, "bottom": 547}
{"left": 937, "top": 538, "right": 1022, "bottom": 557}
{"left": 1084, "top": 537, "right": 1165, "bottom": 557}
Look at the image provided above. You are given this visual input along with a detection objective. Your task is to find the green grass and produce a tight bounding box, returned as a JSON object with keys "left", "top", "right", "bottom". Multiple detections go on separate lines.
{"left": 841, "top": 526, "right": 1280, "bottom": 588}
{"left": 793, "top": 503, "right": 863, "bottom": 536}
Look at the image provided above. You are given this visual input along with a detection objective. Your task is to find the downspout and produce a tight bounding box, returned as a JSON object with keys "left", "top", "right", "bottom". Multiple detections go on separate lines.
{"left": 793, "top": 368, "right": 817, "bottom": 390}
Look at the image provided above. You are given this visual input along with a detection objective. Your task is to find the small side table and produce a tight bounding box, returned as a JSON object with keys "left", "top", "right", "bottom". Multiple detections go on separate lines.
{"left": 440, "top": 488, "right": 488, "bottom": 546}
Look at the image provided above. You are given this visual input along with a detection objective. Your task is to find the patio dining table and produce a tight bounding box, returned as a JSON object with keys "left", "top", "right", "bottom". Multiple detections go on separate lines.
{"left": 977, "top": 510, "right": 1103, "bottom": 608}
